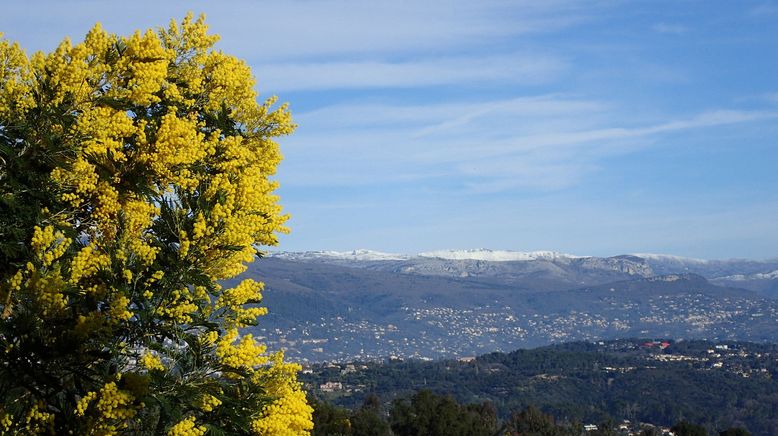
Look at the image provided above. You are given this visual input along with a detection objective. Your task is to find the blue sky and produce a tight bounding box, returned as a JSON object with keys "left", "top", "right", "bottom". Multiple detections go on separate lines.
{"left": 2, "top": 1, "right": 777, "bottom": 259}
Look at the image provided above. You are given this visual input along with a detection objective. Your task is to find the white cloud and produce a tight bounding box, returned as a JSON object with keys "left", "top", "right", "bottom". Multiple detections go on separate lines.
{"left": 749, "top": 2, "right": 778, "bottom": 16}
{"left": 760, "top": 92, "right": 778, "bottom": 103}
{"left": 0, "top": 0, "right": 590, "bottom": 59}
{"left": 279, "top": 96, "right": 778, "bottom": 192}
{"left": 298, "top": 95, "right": 605, "bottom": 130}
{"left": 255, "top": 54, "right": 567, "bottom": 93}
{"left": 652, "top": 23, "right": 689, "bottom": 34}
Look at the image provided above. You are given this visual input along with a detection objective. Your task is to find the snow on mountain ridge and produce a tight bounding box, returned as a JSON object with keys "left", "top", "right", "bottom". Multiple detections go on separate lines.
{"left": 269, "top": 249, "right": 746, "bottom": 264}
{"left": 631, "top": 253, "right": 709, "bottom": 263}
{"left": 417, "top": 248, "right": 584, "bottom": 262}
{"left": 271, "top": 249, "right": 409, "bottom": 261}
{"left": 271, "top": 248, "right": 585, "bottom": 262}
{"left": 716, "top": 270, "right": 778, "bottom": 281}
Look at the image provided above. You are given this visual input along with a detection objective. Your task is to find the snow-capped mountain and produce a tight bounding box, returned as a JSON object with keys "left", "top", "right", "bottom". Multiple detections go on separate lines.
{"left": 418, "top": 249, "right": 583, "bottom": 262}
{"left": 271, "top": 248, "right": 743, "bottom": 265}
{"left": 270, "top": 249, "right": 409, "bottom": 262}
{"left": 265, "top": 249, "right": 778, "bottom": 297}
{"left": 630, "top": 253, "right": 709, "bottom": 264}
{"left": 716, "top": 270, "right": 778, "bottom": 281}
{"left": 271, "top": 248, "right": 586, "bottom": 263}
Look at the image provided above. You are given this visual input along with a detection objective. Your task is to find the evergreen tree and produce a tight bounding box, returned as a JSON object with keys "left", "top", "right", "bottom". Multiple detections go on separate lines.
{"left": 672, "top": 421, "right": 708, "bottom": 436}
{"left": 389, "top": 390, "right": 497, "bottom": 436}
{"left": 508, "top": 405, "right": 558, "bottom": 435}
{"left": 310, "top": 397, "right": 352, "bottom": 436}
{"left": 351, "top": 395, "right": 391, "bottom": 436}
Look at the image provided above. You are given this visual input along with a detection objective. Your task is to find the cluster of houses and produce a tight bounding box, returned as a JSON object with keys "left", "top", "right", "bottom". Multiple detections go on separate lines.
{"left": 583, "top": 421, "right": 675, "bottom": 435}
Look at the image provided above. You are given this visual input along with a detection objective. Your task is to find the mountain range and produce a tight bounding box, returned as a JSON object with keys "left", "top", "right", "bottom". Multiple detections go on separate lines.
{"left": 231, "top": 249, "right": 778, "bottom": 362}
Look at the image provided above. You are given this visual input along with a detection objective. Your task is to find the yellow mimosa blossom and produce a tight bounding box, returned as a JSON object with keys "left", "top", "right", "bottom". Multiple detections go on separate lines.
{"left": 0, "top": 13, "right": 310, "bottom": 435}
{"left": 197, "top": 394, "right": 222, "bottom": 412}
{"left": 140, "top": 352, "right": 165, "bottom": 372}
{"left": 167, "top": 416, "right": 206, "bottom": 436}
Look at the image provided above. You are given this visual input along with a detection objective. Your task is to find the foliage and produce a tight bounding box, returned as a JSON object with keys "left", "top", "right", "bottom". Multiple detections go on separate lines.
{"left": 310, "top": 397, "right": 352, "bottom": 436}
{"left": 310, "top": 392, "right": 591, "bottom": 436}
{"left": 302, "top": 340, "right": 775, "bottom": 434}
{"left": 310, "top": 394, "right": 390, "bottom": 436}
{"left": 506, "top": 405, "right": 573, "bottom": 436}
{"left": 0, "top": 13, "right": 312, "bottom": 435}
{"left": 388, "top": 390, "right": 498, "bottom": 436}
{"left": 350, "top": 395, "right": 391, "bottom": 436}
{"left": 671, "top": 421, "right": 709, "bottom": 436}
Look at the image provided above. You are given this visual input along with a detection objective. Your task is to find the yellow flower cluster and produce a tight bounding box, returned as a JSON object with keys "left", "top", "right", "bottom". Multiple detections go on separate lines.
{"left": 216, "top": 279, "right": 268, "bottom": 327}
{"left": 24, "top": 402, "right": 54, "bottom": 434}
{"left": 36, "top": 38, "right": 89, "bottom": 107}
{"left": 6, "top": 270, "right": 23, "bottom": 293}
{"left": 74, "top": 382, "right": 138, "bottom": 435}
{"left": 73, "top": 311, "right": 107, "bottom": 340}
{"left": 191, "top": 213, "right": 208, "bottom": 240}
{"left": 0, "top": 34, "right": 35, "bottom": 119}
{"left": 31, "top": 225, "right": 71, "bottom": 267}
{"left": 203, "top": 51, "right": 256, "bottom": 116}
{"left": 246, "top": 352, "right": 313, "bottom": 435}
{"left": 158, "top": 288, "right": 199, "bottom": 324}
{"left": 115, "top": 29, "right": 171, "bottom": 105}
{"left": 163, "top": 13, "right": 220, "bottom": 56}
{"left": 106, "top": 295, "right": 133, "bottom": 322}
{"left": 118, "top": 199, "right": 160, "bottom": 266}
{"left": 0, "top": 413, "right": 11, "bottom": 431}
{"left": 75, "top": 106, "right": 136, "bottom": 160}
{"left": 94, "top": 382, "right": 136, "bottom": 420}
{"left": 167, "top": 416, "right": 206, "bottom": 436}
{"left": 215, "top": 328, "right": 268, "bottom": 369}
{"left": 159, "top": 15, "right": 216, "bottom": 108}
{"left": 69, "top": 245, "right": 111, "bottom": 284}
{"left": 51, "top": 158, "right": 99, "bottom": 208}
{"left": 197, "top": 394, "right": 222, "bottom": 412}
{"left": 251, "top": 386, "right": 313, "bottom": 436}
{"left": 201, "top": 330, "right": 219, "bottom": 346}
{"left": 28, "top": 268, "right": 68, "bottom": 316}
{"left": 139, "top": 352, "right": 165, "bottom": 372}
{"left": 142, "top": 112, "right": 209, "bottom": 190}
{"left": 75, "top": 392, "right": 98, "bottom": 416}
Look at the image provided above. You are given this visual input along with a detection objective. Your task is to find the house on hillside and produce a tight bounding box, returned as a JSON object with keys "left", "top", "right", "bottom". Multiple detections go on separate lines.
{"left": 320, "top": 381, "right": 343, "bottom": 392}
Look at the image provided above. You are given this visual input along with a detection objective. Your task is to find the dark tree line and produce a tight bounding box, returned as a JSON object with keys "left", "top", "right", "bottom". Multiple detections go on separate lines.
{"left": 311, "top": 390, "right": 753, "bottom": 436}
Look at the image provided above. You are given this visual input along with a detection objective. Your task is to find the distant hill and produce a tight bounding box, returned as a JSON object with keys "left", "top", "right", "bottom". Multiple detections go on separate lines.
{"left": 231, "top": 251, "right": 778, "bottom": 362}
{"left": 302, "top": 338, "right": 778, "bottom": 435}
{"left": 268, "top": 249, "right": 778, "bottom": 295}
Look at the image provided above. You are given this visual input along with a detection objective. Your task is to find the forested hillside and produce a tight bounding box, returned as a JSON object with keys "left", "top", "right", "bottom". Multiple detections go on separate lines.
{"left": 303, "top": 339, "right": 778, "bottom": 435}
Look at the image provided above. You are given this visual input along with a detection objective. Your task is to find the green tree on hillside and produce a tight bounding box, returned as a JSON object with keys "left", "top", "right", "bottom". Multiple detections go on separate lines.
{"left": 507, "top": 405, "right": 559, "bottom": 435}
{"left": 350, "top": 395, "right": 391, "bottom": 436}
{"left": 389, "top": 390, "right": 497, "bottom": 436}
{"left": 672, "top": 421, "right": 708, "bottom": 436}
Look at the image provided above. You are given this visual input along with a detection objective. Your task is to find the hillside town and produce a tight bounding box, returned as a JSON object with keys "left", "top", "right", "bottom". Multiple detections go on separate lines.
{"left": 253, "top": 291, "right": 778, "bottom": 363}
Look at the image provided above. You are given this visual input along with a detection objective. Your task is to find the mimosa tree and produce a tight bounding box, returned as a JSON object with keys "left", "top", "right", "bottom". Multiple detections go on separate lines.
{"left": 0, "top": 13, "right": 312, "bottom": 435}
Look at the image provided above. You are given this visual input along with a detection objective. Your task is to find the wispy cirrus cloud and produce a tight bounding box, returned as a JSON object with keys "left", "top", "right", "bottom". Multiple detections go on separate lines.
{"left": 281, "top": 96, "right": 778, "bottom": 192}
{"left": 652, "top": 22, "right": 689, "bottom": 34}
{"left": 749, "top": 2, "right": 778, "bottom": 16}
{"left": 256, "top": 54, "right": 567, "bottom": 93}
{"left": 0, "top": 0, "right": 592, "bottom": 59}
